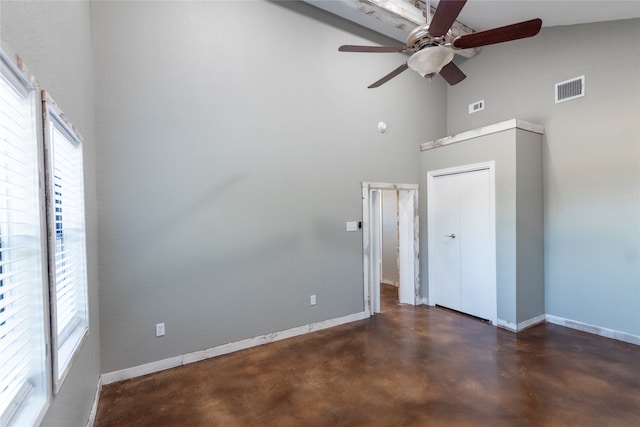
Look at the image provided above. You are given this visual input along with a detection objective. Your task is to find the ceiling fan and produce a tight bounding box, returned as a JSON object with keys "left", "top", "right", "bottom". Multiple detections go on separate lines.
{"left": 338, "top": 0, "right": 542, "bottom": 88}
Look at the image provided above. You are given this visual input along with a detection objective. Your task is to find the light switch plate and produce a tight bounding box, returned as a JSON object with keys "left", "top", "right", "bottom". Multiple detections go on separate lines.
{"left": 346, "top": 221, "right": 358, "bottom": 232}
{"left": 155, "top": 323, "right": 165, "bottom": 337}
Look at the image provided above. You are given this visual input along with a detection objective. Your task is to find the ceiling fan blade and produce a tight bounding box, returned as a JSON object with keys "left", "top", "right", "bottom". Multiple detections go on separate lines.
{"left": 428, "top": 0, "right": 467, "bottom": 37}
{"left": 439, "top": 61, "right": 466, "bottom": 86}
{"left": 368, "top": 63, "right": 409, "bottom": 88}
{"left": 339, "top": 45, "right": 407, "bottom": 53}
{"left": 452, "top": 18, "right": 543, "bottom": 49}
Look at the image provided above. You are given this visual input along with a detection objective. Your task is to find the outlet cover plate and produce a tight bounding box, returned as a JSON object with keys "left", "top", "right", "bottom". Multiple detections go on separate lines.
{"left": 156, "top": 323, "right": 165, "bottom": 337}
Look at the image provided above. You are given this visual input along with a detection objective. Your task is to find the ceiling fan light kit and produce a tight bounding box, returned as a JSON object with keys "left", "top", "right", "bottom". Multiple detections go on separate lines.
{"left": 407, "top": 46, "right": 455, "bottom": 77}
{"left": 338, "top": 0, "right": 542, "bottom": 88}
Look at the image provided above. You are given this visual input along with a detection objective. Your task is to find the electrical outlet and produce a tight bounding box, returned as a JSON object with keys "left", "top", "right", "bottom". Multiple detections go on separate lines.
{"left": 310, "top": 295, "right": 317, "bottom": 306}
{"left": 155, "top": 322, "right": 165, "bottom": 337}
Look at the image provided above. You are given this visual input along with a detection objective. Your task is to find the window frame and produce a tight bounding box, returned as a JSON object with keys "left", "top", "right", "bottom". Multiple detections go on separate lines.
{"left": 0, "top": 48, "right": 52, "bottom": 427}
{"left": 41, "top": 90, "right": 89, "bottom": 393}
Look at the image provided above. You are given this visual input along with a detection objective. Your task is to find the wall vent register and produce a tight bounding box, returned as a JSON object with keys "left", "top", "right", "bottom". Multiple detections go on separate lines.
{"left": 468, "top": 100, "right": 484, "bottom": 114}
{"left": 555, "top": 75, "right": 585, "bottom": 103}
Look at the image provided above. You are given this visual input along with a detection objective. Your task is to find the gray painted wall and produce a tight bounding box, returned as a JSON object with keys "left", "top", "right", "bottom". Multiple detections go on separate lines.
{"left": 91, "top": 0, "right": 447, "bottom": 373}
{"left": 0, "top": 1, "right": 101, "bottom": 426}
{"left": 446, "top": 19, "right": 640, "bottom": 335}
{"left": 515, "top": 130, "right": 545, "bottom": 324}
{"left": 381, "top": 190, "right": 399, "bottom": 285}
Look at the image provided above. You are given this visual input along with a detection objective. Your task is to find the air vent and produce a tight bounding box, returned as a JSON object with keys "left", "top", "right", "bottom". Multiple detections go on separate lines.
{"left": 468, "top": 100, "right": 484, "bottom": 114}
{"left": 555, "top": 75, "right": 585, "bottom": 103}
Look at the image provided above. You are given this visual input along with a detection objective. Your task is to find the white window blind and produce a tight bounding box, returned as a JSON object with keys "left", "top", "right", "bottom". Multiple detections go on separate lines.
{"left": 43, "top": 93, "right": 89, "bottom": 391}
{"left": 0, "top": 51, "right": 49, "bottom": 427}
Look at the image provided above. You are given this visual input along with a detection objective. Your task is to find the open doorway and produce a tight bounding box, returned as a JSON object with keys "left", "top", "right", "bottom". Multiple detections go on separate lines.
{"left": 380, "top": 189, "right": 400, "bottom": 311}
{"left": 362, "top": 182, "right": 420, "bottom": 316}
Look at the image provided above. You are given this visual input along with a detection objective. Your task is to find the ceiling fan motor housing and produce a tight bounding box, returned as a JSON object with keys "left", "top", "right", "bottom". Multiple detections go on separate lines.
{"left": 406, "top": 24, "right": 453, "bottom": 51}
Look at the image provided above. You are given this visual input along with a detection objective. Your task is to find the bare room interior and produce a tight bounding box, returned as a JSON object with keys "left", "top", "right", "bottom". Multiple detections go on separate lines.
{"left": 0, "top": 1, "right": 639, "bottom": 426}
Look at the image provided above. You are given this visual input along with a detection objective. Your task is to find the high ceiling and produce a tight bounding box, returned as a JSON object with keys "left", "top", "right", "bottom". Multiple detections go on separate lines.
{"left": 305, "top": 0, "right": 640, "bottom": 43}
{"left": 435, "top": 0, "right": 640, "bottom": 29}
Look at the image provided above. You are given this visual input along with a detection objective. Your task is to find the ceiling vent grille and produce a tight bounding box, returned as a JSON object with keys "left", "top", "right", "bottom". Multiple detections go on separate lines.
{"left": 555, "top": 75, "right": 585, "bottom": 103}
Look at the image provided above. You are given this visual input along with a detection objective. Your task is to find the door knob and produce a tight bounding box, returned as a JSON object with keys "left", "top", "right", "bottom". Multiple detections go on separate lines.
{"left": 445, "top": 233, "right": 456, "bottom": 238}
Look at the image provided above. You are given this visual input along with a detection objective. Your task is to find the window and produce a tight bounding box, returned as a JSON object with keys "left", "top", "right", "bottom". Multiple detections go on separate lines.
{"left": 42, "top": 92, "right": 89, "bottom": 392}
{"left": 0, "top": 47, "right": 89, "bottom": 425}
{"left": 0, "top": 51, "right": 49, "bottom": 427}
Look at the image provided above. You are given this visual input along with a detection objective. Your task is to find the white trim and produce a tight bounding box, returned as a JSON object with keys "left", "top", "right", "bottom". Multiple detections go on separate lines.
{"left": 0, "top": 46, "right": 52, "bottom": 427}
{"left": 86, "top": 377, "right": 102, "bottom": 427}
{"left": 361, "top": 182, "right": 420, "bottom": 315}
{"left": 497, "top": 314, "right": 546, "bottom": 332}
{"left": 361, "top": 182, "right": 419, "bottom": 191}
{"left": 426, "top": 161, "right": 496, "bottom": 179}
{"left": 42, "top": 91, "right": 84, "bottom": 142}
{"left": 546, "top": 315, "right": 640, "bottom": 346}
{"left": 0, "top": 49, "right": 37, "bottom": 89}
{"left": 426, "top": 161, "right": 497, "bottom": 326}
{"left": 496, "top": 319, "right": 517, "bottom": 331}
{"left": 420, "top": 118, "right": 545, "bottom": 151}
{"left": 497, "top": 314, "right": 639, "bottom": 345}
{"left": 362, "top": 186, "right": 373, "bottom": 315}
{"left": 42, "top": 90, "right": 90, "bottom": 394}
{"left": 101, "top": 311, "right": 369, "bottom": 385}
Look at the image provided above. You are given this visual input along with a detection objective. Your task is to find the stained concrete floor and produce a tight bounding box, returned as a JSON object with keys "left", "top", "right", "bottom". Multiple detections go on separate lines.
{"left": 95, "top": 285, "right": 640, "bottom": 426}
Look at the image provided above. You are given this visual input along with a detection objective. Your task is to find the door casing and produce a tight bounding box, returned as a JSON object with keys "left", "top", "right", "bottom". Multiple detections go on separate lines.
{"left": 362, "top": 182, "right": 420, "bottom": 315}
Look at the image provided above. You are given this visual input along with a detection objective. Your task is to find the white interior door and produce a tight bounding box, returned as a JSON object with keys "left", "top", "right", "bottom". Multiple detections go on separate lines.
{"left": 429, "top": 165, "right": 496, "bottom": 322}
{"left": 458, "top": 169, "right": 494, "bottom": 320}
{"left": 431, "top": 174, "right": 462, "bottom": 311}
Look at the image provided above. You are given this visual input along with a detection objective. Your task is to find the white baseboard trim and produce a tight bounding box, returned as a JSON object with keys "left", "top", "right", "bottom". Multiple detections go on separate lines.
{"left": 417, "top": 303, "right": 637, "bottom": 345}
{"left": 86, "top": 376, "right": 102, "bottom": 427}
{"left": 497, "top": 314, "right": 546, "bottom": 332}
{"left": 546, "top": 314, "right": 640, "bottom": 346}
{"left": 101, "top": 311, "right": 370, "bottom": 385}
